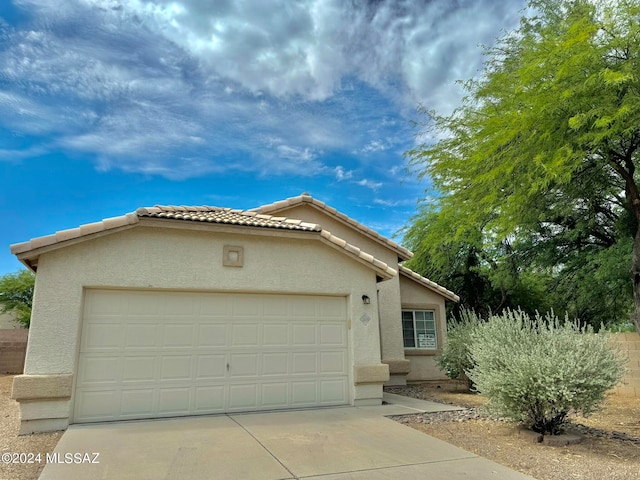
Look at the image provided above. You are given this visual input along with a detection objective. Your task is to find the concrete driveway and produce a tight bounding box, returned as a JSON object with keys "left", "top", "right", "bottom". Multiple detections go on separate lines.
{"left": 39, "top": 405, "right": 534, "bottom": 480}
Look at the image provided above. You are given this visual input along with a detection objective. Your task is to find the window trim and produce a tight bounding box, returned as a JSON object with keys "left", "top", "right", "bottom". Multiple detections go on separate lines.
{"left": 402, "top": 303, "right": 442, "bottom": 357}
{"left": 402, "top": 309, "right": 437, "bottom": 350}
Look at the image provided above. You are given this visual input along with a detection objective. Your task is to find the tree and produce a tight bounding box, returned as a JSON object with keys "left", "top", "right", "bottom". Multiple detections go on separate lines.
{"left": 402, "top": 205, "right": 555, "bottom": 319}
{"left": 0, "top": 269, "right": 35, "bottom": 328}
{"left": 406, "top": 0, "right": 640, "bottom": 331}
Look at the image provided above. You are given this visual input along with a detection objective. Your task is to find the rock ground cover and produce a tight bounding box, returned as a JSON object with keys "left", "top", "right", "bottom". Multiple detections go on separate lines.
{"left": 387, "top": 381, "right": 640, "bottom": 480}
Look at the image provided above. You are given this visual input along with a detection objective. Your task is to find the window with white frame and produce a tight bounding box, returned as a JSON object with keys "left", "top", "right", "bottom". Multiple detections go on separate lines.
{"left": 402, "top": 310, "right": 437, "bottom": 349}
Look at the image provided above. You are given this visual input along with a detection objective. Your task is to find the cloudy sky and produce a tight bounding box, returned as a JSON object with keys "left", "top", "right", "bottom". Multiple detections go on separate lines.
{"left": 0, "top": 0, "right": 526, "bottom": 274}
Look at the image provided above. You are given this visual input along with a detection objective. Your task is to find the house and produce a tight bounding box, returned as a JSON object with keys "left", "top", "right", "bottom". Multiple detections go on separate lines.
{"left": 10, "top": 193, "right": 458, "bottom": 434}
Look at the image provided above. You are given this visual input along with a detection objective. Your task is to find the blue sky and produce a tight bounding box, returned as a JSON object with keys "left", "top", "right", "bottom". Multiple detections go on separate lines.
{"left": 0, "top": 0, "right": 525, "bottom": 275}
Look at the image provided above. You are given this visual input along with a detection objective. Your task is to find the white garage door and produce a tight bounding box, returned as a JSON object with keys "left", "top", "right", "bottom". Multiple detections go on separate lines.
{"left": 74, "top": 290, "right": 349, "bottom": 423}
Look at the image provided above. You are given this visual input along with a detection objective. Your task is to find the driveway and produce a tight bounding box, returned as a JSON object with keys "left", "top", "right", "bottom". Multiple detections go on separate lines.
{"left": 39, "top": 405, "right": 534, "bottom": 480}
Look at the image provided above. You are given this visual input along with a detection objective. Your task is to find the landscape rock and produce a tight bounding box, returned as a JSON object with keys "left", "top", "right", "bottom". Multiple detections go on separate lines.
{"left": 542, "top": 434, "right": 584, "bottom": 446}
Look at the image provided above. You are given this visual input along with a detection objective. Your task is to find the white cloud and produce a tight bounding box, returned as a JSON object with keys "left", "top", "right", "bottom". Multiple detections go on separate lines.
{"left": 357, "top": 140, "right": 388, "bottom": 154}
{"left": 334, "top": 166, "right": 353, "bottom": 181}
{"left": 373, "top": 198, "right": 416, "bottom": 207}
{"left": 1, "top": 0, "right": 526, "bottom": 177}
{"left": 356, "top": 179, "right": 383, "bottom": 191}
{"left": 0, "top": 146, "right": 48, "bottom": 161}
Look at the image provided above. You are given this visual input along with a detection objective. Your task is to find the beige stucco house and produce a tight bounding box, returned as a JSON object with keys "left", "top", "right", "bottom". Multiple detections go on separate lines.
{"left": 10, "top": 193, "right": 458, "bottom": 434}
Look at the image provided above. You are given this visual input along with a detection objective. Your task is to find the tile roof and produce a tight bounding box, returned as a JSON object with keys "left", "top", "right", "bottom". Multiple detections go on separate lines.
{"left": 252, "top": 193, "right": 414, "bottom": 261}
{"left": 135, "top": 205, "right": 322, "bottom": 231}
{"left": 10, "top": 213, "right": 140, "bottom": 255}
{"left": 11, "top": 205, "right": 397, "bottom": 280}
{"left": 399, "top": 265, "right": 460, "bottom": 302}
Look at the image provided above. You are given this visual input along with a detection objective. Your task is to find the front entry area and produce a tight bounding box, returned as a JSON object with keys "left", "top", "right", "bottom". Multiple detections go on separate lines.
{"left": 73, "top": 289, "right": 350, "bottom": 423}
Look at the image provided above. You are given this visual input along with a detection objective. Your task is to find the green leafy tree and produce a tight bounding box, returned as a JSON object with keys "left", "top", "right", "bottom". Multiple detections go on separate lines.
{"left": 0, "top": 269, "right": 35, "bottom": 328}
{"left": 403, "top": 207, "right": 554, "bottom": 319}
{"left": 406, "top": 0, "right": 640, "bottom": 331}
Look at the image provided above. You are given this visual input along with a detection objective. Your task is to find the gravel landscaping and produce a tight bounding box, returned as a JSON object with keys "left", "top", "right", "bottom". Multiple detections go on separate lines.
{"left": 387, "top": 382, "right": 640, "bottom": 480}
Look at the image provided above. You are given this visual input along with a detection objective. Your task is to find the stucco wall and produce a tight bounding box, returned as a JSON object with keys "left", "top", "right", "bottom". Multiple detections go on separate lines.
{"left": 17, "top": 224, "right": 388, "bottom": 432}
{"left": 266, "top": 204, "right": 409, "bottom": 382}
{"left": 399, "top": 274, "right": 449, "bottom": 382}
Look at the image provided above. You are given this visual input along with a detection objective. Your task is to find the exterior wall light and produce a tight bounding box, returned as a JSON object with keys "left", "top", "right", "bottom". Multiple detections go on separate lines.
{"left": 362, "top": 294, "right": 371, "bottom": 305}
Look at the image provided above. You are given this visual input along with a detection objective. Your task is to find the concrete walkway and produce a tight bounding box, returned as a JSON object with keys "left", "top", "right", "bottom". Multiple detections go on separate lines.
{"left": 39, "top": 397, "right": 534, "bottom": 480}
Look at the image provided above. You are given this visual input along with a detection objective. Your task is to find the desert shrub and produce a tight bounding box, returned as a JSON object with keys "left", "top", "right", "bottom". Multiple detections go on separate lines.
{"left": 436, "top": 309, "right": 481, "bottom": 389}
{"left": 467, "top": 309, "right": 627, "bottom": 435}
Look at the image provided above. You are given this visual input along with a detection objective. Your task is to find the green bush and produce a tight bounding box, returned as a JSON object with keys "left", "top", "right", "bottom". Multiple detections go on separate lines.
{"left": 467, "top": 309, "right": 627, "bottom": 435}
{"left": 436, "top": 309, "right": 480, "bottom": 389}
{"left": 0, "top": 269, "right": 34, "bottom": 328}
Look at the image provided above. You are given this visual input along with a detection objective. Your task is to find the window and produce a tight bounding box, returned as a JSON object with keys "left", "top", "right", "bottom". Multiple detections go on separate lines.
{"left": 402, "top": 310, "right": 437, "bottom": 349}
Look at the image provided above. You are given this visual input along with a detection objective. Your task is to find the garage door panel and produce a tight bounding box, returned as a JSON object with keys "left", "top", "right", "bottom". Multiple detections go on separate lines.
{"left": 82, "top": 323, "right": 123, "bottom": 351}
{"left": 121, "top": 389, "right": 155, "bottom": 417}
{"left": 75, "top": 390, "right": 119, "bottom": 421}
{"left": 121, "top": 356, "right": 157, "bottom": 382}
{"left": 320, "top": 351, "right": 347, "bottom": 374}
{"left": 77, "top": 356, "right": 122, "bottom": 385}
{"left": 194, "top": 386, "right": 225, "bottom": 412}
{"left": 320, "top": 324, "right": 346, "bottom": 346}
{"left": 229, "top": 384, "right": 258, "bottom": 410}
{"left": 163, "top": 294, "right": 198, "bottom": 316}
{"left": 319, "top": 297, "right": 347, "bottom": 319}
{"left": 229, "top": 353, "right": 258, "bottom": 377}
{"left": 198, "top": 324, "right": 228, "bottom": 347}
{"left": 197, "top": 295, "right": 229, "bottom": 316}
{"left": 160, "top": 356, "right": 193, "bottom": 380}
{"left": 262, "top": 353, "right": 288, "bottom": 376}
{"left": 231, "top": 323, "right": 260, "bottom": 346}
{"left": 262, "top": 296, "right": 289, "bottom": 316}
{"left": 292, "top": 352, "right": 316, "bottom": 374}
{"left": 84, "top": 290, "right": 126, "bottom": 315}
{"left": 162, "top": 324, "right": 195, "bottom": 348}
{"left": 158, "top": 387, "right": 191, "bottom": 415}
{"left": 292, "top": 325, "right": 316, "bottom": 345}
{"left": 125, "top": 324, "right": 159, "bottom": 348}
{"left": 263, "top": 324, "right": 288, "bottom": 346}
{"left": 261, "top": 383, "right": 288, "bottom": 407}
{"left": 196, "top": 355, "right": 226, "bottom": 379}
{"left": 195, "top": 386, "right": 225, "bottom": 411}
{"left": 232, "top": 297, "right": 261, "bottom": 316}
{"left": 320, "top": 379, "right": 348, "bottom": 403}
{"left": 75, "top": 290, "right": 349, "bottom": 423}
{"left": 291, "top": 381, "right": 317, "bottom": 405}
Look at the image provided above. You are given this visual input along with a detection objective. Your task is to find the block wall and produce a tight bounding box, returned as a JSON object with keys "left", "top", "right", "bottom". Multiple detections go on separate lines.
{"left": 0, "top": 329, "right": 28, "bottom": 374}
{"left": 611, "top": 332, "right": 640, "bottom": 397}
